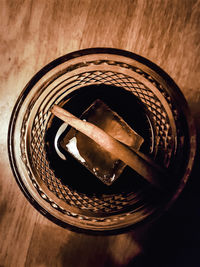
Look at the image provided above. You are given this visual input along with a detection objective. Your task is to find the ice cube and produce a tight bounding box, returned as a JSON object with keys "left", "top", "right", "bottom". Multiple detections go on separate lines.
{"left": 59, "top": 99, "right": 144, "bottom": 185}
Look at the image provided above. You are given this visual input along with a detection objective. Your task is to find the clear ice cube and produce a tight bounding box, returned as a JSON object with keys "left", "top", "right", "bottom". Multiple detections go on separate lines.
{"left": 60, "top": 99, "right": 144, "bottom": 185}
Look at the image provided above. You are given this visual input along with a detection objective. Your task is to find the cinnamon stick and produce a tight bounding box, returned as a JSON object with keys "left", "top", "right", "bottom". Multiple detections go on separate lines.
{"left": 51, "top": 104, "right": 167, "bottom": 189}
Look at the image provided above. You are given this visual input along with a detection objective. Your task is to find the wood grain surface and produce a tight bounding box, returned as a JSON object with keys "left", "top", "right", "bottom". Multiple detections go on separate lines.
{"left": 0, "top": 0, "right": 200, "bottom": 266}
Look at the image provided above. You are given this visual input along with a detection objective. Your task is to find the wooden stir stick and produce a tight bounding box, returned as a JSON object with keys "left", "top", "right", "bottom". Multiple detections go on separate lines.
{"left": 51, "top": 104, "right": 168, "bottom": 190}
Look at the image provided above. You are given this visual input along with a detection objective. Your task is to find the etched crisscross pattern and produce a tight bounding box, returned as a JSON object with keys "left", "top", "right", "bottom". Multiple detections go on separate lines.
{"left": 30, "top": 69, "right": 173, "bottom": 213}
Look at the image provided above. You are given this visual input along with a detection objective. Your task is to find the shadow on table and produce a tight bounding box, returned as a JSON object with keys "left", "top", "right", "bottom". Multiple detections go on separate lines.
{"left": 128, "top": 115, "right": 200, "bottom": 267}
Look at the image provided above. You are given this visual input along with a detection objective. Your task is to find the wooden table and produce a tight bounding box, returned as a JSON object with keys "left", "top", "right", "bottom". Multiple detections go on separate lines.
{"left": 0, "top": 1, "right": 200, "bottom": 266}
